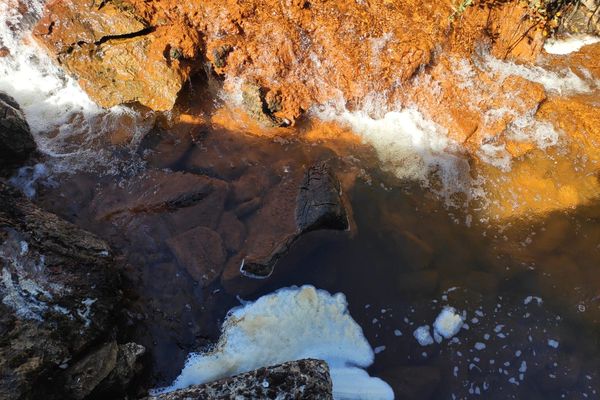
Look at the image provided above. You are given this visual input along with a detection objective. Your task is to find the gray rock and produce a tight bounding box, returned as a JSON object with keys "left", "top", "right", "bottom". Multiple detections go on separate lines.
{"left": 148, "top": 359, "right": 333, "bottom": 400}
{"left": 0, "top": 181, "right": 120, "bottom": 399}
{"left": 0, "top": 92, "right": 36, "bottom": 165}
{"left": 64, "top": 341, "right": 119, "bottom": 400}
{"left": 95, "top": 342, "right": 146, "bottom": 397}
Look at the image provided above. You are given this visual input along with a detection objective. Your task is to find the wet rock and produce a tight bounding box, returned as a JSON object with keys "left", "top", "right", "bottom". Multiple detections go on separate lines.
{"left": 241, "top": 81, "right": 289, "bottom": 127}
{"left": 0, "top": 92, "right": 36, "bottom": 166}
{"left": 0, "top": 182, "right": 120, "bottom": 399}
{"left": 296, "top": 162, "right": 348, "bottom": 234}
{"left": 148, "top": 359, "right": 333, "bottom": 400}
{"left": 33, "top": 1, "right": 201, "bottom": 110}
{"left": 223, "top": 163, "right": 347, "bottom": 287}
{"left": 379, "top": 365, "right": 440, "bottom": 400}
{"left": 64, "top": 341, "right": 119, "bottom": 400}
{"left": 95, "top": 342, "right": 146, "bottom": 396}
{"left": 166, "top": 227, "right": 226, "bottom": 286}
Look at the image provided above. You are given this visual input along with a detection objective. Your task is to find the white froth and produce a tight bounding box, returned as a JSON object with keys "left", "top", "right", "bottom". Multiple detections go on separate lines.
{"left": 433, "top": 307, "right": 464, "bottom": 339}
{"left": 483, "top": 53, "right": 593, "bottom": 94}
{"left": 414, "top": 325, "right": 434, "bottom": 346}
{"left": 544, "top": 35, "right": 600, "bottom": 55}
{"left": 314, "top": 103, "right": 471, "bottom": 198}
{"left": 154, "top": 285, "right": 393, "bottom": 400}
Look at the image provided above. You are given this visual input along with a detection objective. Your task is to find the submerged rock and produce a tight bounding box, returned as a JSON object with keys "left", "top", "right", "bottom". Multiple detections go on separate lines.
{"left": 0, "top": 92, "right": 36, "bottom": 166}
{"left": 0, "top": 182, "right": 131, "bottom": 399}
{"left": 149, "top": 359, "right": 333, "bottom": 400}
{"left": 223, "top": 162, "right": 348, "bottom": 289}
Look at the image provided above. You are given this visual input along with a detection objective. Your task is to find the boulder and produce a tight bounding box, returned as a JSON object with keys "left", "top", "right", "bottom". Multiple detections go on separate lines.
{"left": 33, "top": 0, "right": 201, "bottom": 110}
{"left": 148, "top": 359, "right": 333, "bottom": 400}
{"left": 236, "top": 163, "right": 346, "bottom": 279}
{"left": 0, "top": 93, "right": 36, "bottom": 165}
{"left": 222, "top": 162, "right": 348, "bottom": 292}
{"left": 0, "top": 182, "right": 120, "bottom": 399}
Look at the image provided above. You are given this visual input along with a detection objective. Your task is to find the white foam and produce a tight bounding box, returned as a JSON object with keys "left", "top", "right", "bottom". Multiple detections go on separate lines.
{"left": 154, "top": 285, "right": 393, "bottom": 400}
{"left": 314, "top": 103, "right": 472, "bottom": 199}
{"left": 433, "top": 307, "right": 464, "bottom": 339}
{"left": 544, "top": 35, "right": 600, "bottom": 55}
{"left": 414, "top": 325, "right": 434, "bottom": 346}
{"left": 482, "top": 52, "right": 593, "bottom": 95}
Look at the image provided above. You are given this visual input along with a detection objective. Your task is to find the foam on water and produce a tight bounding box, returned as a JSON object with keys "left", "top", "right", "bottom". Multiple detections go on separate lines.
{"left": 482, "top": 52, "right": 593, "bottom": 95}
{"left": 153, "top": 285, "right": 394, "bottom": 400}
{"left": 544, "top": 35, "right": 600, "bottom": 55}
{"left": 313, "top": 102, "right": 472, "bottom": 201}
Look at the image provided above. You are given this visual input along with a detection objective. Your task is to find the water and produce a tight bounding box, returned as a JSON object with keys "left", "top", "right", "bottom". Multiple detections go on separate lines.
{"left": 2, "top": 2, "right": 600, "bottom": 399}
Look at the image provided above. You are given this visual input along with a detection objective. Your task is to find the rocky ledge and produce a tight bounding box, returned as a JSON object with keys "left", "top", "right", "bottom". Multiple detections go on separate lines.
{"left": 148, "top": 359, "right": 333, "bottom": 400}
{"left": 0, "top": 182, "right": 144, "bottom": 400}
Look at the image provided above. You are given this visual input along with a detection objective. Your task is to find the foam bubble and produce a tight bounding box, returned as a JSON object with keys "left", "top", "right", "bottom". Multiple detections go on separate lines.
{"left": 544, "top": 35, "right": 600, "bottom": 55}
{"left": 154, "top": 285, "right": 393, "bottom": 400}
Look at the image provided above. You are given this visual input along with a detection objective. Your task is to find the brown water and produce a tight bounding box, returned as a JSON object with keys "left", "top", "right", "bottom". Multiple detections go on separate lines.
{"left": 28, "top": 88, "right": 600, "bottom": 399}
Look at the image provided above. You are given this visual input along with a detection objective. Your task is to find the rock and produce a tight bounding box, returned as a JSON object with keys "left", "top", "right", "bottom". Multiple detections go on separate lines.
{"left": 241, "top": 81, "right": 289, "bottom": 127}
{"left": 148, "top": 359, "right": 333, "bottom": 400}
{"left": 33, "top": 0, "right": 201, "bottom": 110}
{"left": 166, "top": 227, "right": 226, "bottom": 286}
{"left": 93, "top": 170, "right": 228, "bottom": 231}
{"left": 0, "top": 92, "right": 36, "bottom": 165}
{"left": 95, "top": 342, "right": 146, "bottom": 397}
{"left": 228, "top": 163, "right": 347, "bottom": 282}
{"left": 0, "top": 181, "right": 120, "bottom": 399}
{"left": 296, "top": 163, "right": 348, "bottom": 234}
{"left": 379, "top": 365, "right": 440, "bottom": 400}
{"left": 64, "top": 341, "right": 119, "bottom": 400}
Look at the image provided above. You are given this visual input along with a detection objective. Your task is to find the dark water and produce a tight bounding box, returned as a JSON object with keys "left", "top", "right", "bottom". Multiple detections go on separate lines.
{"left": 31, "top": 108, "right": 600, "bottom": 400}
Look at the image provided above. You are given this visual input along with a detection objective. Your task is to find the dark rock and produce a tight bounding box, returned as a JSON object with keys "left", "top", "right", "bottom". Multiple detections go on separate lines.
{"left": 148, "top": 359, "right": 333, "bottom": 400}
{"left": 95, "top": 342, "right": 146, "bottom": 397}
{"left": 166, "top": 226, "right": 226, "bottom": 286}
{"left": 559, "top": 0, "right": 600, "bottom": 35}
{"left": 0, "top": 92, "right": 36, "bottom": 165}
{"left": 222, "top": 162, "right": 348, "bottom": 292}
{"left": 379, "top": 365, "right": 440, "bottom": 400}
{"left": 0, "top": 181, "right": 120, "bottom": 400}
{"left": 296, "top": 162, "right": 348, "bottom": 233}
{"left": 64, "top": 341, "right": 119, "bottom": 400}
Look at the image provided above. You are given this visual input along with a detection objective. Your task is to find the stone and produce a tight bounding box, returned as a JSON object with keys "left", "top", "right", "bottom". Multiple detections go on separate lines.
{"left": 147, "top": 359, "right": 333, "bottom": 400}
{"left": 33, "top": 0, "right": 201, "bottom": 110}
{"left": 64, "top": 341, "right": 119, "bottom": 400}
{"left": 0, "top": 92, "right": 36, "bottom": 165}
{"left": 238, "top": 163, "right": 347, "bottom": 279}
{"left": 166, "top": 226, "right": 226, "bottom": 286}
{"left": 96, "top": 342, "right": 146, "bottom": 397}
{"left": 0, "top": 181, "right": 120, "bottom": 400}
